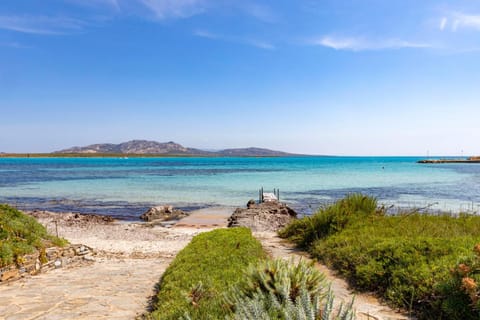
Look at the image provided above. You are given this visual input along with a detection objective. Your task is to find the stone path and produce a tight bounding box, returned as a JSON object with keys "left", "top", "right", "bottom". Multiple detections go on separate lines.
{"left": 0, "top": 256, "right": 172, "bottom": 320}
{"left": 0, "top": 207, "right": 235, "bottom": 320}
{"left": 0, "top": 217, "right": 206, "bottom": 319}
{"left": 255, "top": 232, "right": 411, "bottom": 320}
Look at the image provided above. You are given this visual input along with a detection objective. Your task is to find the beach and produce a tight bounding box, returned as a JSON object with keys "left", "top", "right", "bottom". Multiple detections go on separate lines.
{"left": 0, "top": 206, "right": 409, "bottom": 320}
{"left": 0, "top": 208, "right": 232, "bottom": 319}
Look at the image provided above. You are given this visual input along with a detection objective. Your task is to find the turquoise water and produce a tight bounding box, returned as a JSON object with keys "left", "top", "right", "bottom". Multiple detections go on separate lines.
{"left": 1, "top": 157, "right": 479, "bottom": 219}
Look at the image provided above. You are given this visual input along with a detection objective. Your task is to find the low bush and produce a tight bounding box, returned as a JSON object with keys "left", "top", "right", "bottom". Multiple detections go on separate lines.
{"left": 149, "top": 227, "right": 265, "bottom": 319}
{"left": 0, "top": 204, "right": 67, "bottom": 267}
{"left": 279, "top": 194, "right": 480, "bottom": 319}
{"left": 279, "top": 193, "right": 382, "bottom": 248}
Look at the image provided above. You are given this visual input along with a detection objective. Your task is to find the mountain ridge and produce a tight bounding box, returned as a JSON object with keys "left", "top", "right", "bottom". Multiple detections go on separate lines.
{"left": 54, "top": 140, "right": 298, "bottom": 157}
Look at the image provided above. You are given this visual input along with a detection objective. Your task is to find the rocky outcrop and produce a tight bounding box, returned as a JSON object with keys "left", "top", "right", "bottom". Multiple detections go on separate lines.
{"left": 228, "top": 201, "right": 297, "bottom": 232}
{"left": 140, "top": 205, "right": 188, "bottom": 222}
{"left": 28, "top": 210, "right": 115, "bottom": 227}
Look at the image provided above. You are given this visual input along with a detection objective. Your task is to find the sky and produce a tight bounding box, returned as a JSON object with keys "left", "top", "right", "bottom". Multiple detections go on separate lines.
{"left": 0, "top": 0, "right": 479, "bottom": 156}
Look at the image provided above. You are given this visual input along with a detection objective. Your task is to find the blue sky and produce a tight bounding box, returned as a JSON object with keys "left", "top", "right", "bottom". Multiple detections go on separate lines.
{"left": 1, "top": 0, "right": 479, "bottom": 155}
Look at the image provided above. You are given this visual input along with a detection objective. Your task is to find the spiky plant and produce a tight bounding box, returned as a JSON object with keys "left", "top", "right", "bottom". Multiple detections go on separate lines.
{"left": 227, "top": 259, "right": 355, "bottom": 320}
{"left": 230, "top": 286, "right": 355, "bottom": 320}
{"left": 237, "top": 258, "right": 327, "bottom": 304}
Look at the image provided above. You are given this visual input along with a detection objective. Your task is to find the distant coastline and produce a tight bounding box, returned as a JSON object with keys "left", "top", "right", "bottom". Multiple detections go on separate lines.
{"left": 0, "top": 139, "right": 315, "bottom": 158}
{"left": 418, "top": 156, "right": 480, "bottom": 164}
{"left": 0, "top": 153, "right": 317, "bottom": 158}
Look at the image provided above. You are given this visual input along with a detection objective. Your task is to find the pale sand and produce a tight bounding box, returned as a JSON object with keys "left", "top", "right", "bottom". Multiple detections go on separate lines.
{"left": 0, "top": 208, "right": 232, "bottom": 319}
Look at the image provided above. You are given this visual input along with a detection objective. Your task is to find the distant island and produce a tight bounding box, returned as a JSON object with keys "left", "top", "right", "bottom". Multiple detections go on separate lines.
{"left": 46, "top": 140, "right": 299, "bottom": 157}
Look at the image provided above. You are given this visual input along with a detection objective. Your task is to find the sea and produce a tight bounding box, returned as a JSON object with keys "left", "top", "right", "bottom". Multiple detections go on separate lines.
{"left": 0, "top": 156, "right": 479, "bottom": 220}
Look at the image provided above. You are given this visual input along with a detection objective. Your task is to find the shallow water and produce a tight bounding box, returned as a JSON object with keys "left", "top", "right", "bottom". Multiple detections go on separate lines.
{"left": 0, "top": 156, "right": 479, "bottom": 219}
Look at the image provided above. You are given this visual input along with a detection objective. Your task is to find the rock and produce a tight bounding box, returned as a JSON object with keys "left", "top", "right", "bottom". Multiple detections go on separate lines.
{"left": 228, "top": 202, "right": 297, "bottom": 232}
{"left": 247, "top": 199, "right": 256, "bottom": 208}
{"left": 140, "top": 205, "right": 188, "bottom": 222}
{"left": 83, "top": 255, "right": 95, "bottom": 262}
{"left": 54, "top": 259, "right": 62, "bottom": 268}
{"left": 0, "top": 267, "right": 19, "bottom": 282}
{"left": 74, "top": 245, "right": 90, "bottom": 256}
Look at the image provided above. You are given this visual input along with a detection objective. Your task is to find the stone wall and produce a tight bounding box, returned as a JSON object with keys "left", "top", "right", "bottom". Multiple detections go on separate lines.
{"left": 0, "top": 244, "right": 93, "bottom": 283}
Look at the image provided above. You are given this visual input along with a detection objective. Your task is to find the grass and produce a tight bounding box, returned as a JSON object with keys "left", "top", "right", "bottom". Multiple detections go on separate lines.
{"left": 0, "top": 204, "right": 67, "bottom": 267}
{"left": 149, "top": 227, "right": 265, "bottom": 319}
{"left": 279, "top": 194, "right": 480, "bottom": 319}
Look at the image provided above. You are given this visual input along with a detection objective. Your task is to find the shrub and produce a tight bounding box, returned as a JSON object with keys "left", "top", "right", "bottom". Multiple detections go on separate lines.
{"left": 0, "top": 204, "right": 67, "bottom": 266}
{"left": 149, "top": 227, "right": 265, "bottom": 319}
{"left": 279, "top": 194, "right": 381, "bottom": 248}
{"left": 279, "top": 195, "right": 480, "bottom": 319}
{"left": 434, "top": 244, "right": 480, "bottom": 320}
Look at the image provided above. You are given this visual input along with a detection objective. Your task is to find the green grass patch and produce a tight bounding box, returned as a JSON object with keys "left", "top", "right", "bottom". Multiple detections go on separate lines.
{"left": 279, "top": 194, "right": 480, "bottom": 319}
{"left": 149, "top": 227, "right": 265, "bottom": 319}
{"left": 0, "top": 204, "right": 68, "bottom": 267}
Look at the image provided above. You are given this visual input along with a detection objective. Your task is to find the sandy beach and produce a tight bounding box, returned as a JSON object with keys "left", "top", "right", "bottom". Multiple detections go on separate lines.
{"left": 0, "top": 208, "right": 233, "bottom": 319}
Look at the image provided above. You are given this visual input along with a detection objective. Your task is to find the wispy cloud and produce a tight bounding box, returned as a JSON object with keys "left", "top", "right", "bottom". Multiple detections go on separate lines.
{"left": 239, "top": 3, "right": 277, "bottom": 23}
{"left": 440, "top": 17, "right": 448, "bottom": 31}
{"left": 193, "top": 29, "right": 219, "bottom": 39}
{"left": 245, "top": 39, "right": 275, "bottom": 50}
{"left": 0, "top": 42, "right": 31, "bottom": 49}
{"left": 310, "top": 36, "right": 431, "bottom": 51}
{"left": 0, "top": 15, "right": 86, "bottom": 35}
{"left": 193, "top": 29, "right": 275, "bottom": 50}
{"left": 66, "top": 0, "right": 120, "bottom": 11}
{"left": 139, "top": 0, "right": 206, "bottom": 19}
{"left": 136, "top": 1, "right": 277, "bottom": 22}
{"left": 441, "top": 12, "right": 480, "bottom": 32}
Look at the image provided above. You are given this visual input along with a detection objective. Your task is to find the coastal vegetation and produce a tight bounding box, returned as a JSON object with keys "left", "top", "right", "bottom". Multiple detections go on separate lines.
{"left": 0, "top": 204, "right": 67, "bottom": 267}
{"left": 279, "top": 194, "right": 480, "bottom": 319}
{"left": 149, "top": 228, "right": 355, "bottom": 319}
{"left": 227, "top": 258, "right": 355, "bottom": 320}
{"left": 149, "top": 228, "right": 265, "bottom": 319}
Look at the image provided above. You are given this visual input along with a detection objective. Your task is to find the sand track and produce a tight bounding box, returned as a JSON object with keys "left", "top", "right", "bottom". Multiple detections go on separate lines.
{"left": 254, "top": 231, "right": 411, "bottom": 320}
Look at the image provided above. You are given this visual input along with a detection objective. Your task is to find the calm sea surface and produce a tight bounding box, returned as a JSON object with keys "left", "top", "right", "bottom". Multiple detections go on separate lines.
{"left": 1, "top": 157, "right": 479, "bottom": 219}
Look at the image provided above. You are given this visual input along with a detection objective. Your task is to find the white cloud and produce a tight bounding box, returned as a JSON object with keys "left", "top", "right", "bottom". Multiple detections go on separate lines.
{"left": 440, "top": 17, "right": 447, "bottom": 31}
{"left": 310, "top": 36, "right": 431, "bottom": 51}
{"left": 136, "top": 1, "right": 277, "bottom": 22}
{"left": 193, "top": 29, "right": 275, "bottom": 50}
{"left": 439, "top": 12, "right": 480, "bottom": 32}
{"left": 452, "top": 12, "right": 480, "bottom": 31}
{"left": 239, "top": 3, "right": 277, "bottom": 23}
{"left": 0, "top": 42, "right": 30, "bottom": 49}
{"left": 139, "top": 0, "right": 206, "bottom": 19}
{"left": 66, "top": 0, "right": 120, "bottom": 10}
{"left": 193, "top": 29, "right": 218, "bottom": 39}
{"left": 0, "top": 15, "right": 85, "bottom": 35}
{"left": 245, "top": 39, "right": 275, "bottom": 50}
